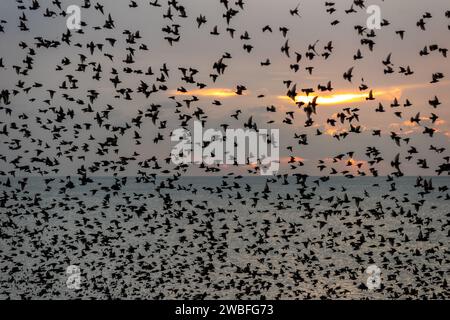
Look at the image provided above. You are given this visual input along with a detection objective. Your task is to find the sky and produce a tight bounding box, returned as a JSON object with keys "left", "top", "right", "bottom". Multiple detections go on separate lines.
{"left": 0, "top": 0, "right": 449, "bottom": 176}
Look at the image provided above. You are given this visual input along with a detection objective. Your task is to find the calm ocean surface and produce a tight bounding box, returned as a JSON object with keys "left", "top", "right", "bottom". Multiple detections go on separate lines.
{"left": 0, "top": 176, "right": 449, "bottom": 299}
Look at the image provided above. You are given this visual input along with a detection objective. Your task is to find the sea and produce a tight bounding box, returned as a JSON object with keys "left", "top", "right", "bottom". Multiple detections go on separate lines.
{"left": 0, "top": 176, "right": 449, "bottom": 299}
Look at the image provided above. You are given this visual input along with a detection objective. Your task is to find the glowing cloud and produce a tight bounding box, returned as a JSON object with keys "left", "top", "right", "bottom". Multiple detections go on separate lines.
{"left": 278, "top": 87, "right": 402, "bottom": 106}
{"left": 296, "top": 93, "right": 368, "bottom": 105}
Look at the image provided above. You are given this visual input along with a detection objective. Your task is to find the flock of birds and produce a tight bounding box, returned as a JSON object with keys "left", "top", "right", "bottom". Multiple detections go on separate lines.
{"left": 0, "top": 0, "right": 449, "bottom": 299}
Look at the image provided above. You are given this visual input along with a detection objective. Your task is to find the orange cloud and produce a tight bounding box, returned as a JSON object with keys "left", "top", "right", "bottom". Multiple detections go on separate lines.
{"left": 401, "top": 121, "right": 419, "bottom": 127}
{"left": 324, "top": 126, "right": 347, "bottom": 136}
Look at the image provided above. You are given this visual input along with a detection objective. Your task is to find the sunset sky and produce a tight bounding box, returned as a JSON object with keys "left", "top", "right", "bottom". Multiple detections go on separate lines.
{"left": 0, "top": 0, "right": 449, "bottom": 176}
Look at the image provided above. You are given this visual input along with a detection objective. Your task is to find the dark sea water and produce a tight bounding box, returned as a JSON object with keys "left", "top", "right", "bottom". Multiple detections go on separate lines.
{"left": 0, "top": 176, "right": 449, "bottom": 299}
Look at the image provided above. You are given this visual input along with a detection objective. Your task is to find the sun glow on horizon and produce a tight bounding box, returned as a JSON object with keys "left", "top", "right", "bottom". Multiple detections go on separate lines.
{"left": 278, "top": 88, "right": 402, "bottom": 106}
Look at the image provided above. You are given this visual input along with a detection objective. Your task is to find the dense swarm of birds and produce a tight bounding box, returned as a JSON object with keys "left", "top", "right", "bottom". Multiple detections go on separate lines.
{"left": 0, "top": 0, "right": 449, "bottom": 299}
